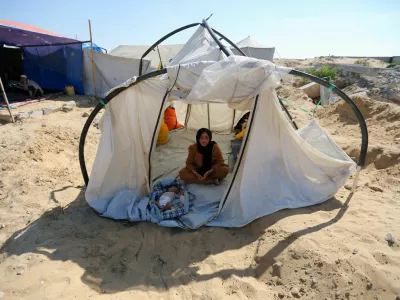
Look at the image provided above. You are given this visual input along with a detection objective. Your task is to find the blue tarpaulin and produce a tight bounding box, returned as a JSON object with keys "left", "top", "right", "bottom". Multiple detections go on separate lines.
{"left": 82, "top": 42, "right": 104, "bottom": 53}
{"left": 22, "top": 44, "right": 84, "bottom": 94}
{"left": 0, "top": 20, "right": 84, "bottom": 94}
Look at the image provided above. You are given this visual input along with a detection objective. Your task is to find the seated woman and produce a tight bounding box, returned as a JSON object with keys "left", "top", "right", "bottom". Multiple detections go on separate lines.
{"left": 179, "top": 128, "right": 228, "bottom": 184}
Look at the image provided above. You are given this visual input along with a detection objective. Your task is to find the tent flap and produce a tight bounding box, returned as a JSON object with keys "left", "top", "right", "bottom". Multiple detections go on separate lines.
{"left": 85, "top": 78, "right": 170, "bottom": 211}
{"left": 209, "top": 91, "right": 356, "bottom": 227}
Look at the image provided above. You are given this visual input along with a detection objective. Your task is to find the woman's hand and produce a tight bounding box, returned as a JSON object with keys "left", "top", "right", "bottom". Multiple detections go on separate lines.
{"left": 193, "top": 170, "right": 203, "bottom": 181}
{"left": 203, "top": 169, "right": 214, "bottom": 179}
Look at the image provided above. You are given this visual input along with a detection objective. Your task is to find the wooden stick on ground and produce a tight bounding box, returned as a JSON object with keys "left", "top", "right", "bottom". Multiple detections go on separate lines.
{"left": 0, "top": 77, "right": 15, "bottom": 123}
{"left": 88, "top": 19, "right": 98, "bottom": 99}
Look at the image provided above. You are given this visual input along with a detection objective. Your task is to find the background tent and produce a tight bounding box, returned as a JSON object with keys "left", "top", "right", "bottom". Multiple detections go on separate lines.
{"left": 109, "top": 44, "right": 184, "bottom": 70}
{"left": 109, "top": 36, "right": 275, "bottom": 72}
{"left": 0, "top": 20, "right": 84, "bottom": 94}
{"left": 82, "top": 48, "right": 151, "bottom": 97}
{"left": 231, "top": 36, "right": 275, "bottom": 62}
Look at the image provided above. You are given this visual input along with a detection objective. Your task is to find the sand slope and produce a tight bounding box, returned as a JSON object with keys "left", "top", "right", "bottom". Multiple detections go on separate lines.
{"left": 0, "top": 96, "right": 399, "bottom": 300}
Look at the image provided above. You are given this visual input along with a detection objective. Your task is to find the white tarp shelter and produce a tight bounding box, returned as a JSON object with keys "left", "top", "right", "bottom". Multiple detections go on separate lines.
{"left": 82, "top": 48, "right": 151, "bottom": 97}
{"left": 85, "top": 25, "right": 356, "bottom": 228}
{"left": 231, "top": 36, "right": 275, "bottom": 62}
{"left": 109, "top": 44, "right": 184, "bottom": 70}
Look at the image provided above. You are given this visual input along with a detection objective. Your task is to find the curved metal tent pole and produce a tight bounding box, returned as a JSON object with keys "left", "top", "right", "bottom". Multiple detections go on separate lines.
{"left": 79, "top": 67, "right": 368, "bottom": 186}
{"left": 290, "top": 69, "right": 368, "bottom": 166}
{"left": 78, "top": 68, "right": 167, "bottom": 185}
{"left": 211, "top": 28, "right": 246, "bottom": 56}
{"left": 201, "top": 19, "right": 231, "bottom": 57}
{"left": 79, "top": 21, "right": 368, "bottom": 185}
{"left": 139, "top": 23, "right": 201, "bottom": 76}
{"left": 137, "top": 20, "right": 295, "bottom": 128}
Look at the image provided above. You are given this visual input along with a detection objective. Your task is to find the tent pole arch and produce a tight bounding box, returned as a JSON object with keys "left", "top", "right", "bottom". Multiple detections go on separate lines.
{"left": 279, "top": 98, "right": 298, "bottom": 130}
{"left": 79, "top": 19, "right": 368, "bottom": 186}
{"left": 202, "top": 19, "right": 297, "bottom": 129}
{"left": 201, "top": 19, "right": 231, "bottom": 57}
{"left": 78, "top": 68, "right": 167, "bottom": 185}
{"left": 138, "top": 22, "right": 247, "bottom": 76}
{"left": 290, "top": 69, "right": 368, "bottom": 166}
{"left": 79, "top": 68, "right": 368, "bottom": 185}
{"left": 139, "top": 23, "right": 201, "bottom": 76}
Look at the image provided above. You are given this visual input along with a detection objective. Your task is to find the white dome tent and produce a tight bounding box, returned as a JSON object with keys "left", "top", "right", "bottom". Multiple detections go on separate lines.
{"left": 79, "top": 19, "right": 368, "bottom": 228}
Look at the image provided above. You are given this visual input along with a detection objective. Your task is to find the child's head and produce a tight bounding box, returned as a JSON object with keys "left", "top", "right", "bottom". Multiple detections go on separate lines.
{"left": 167, "top": 185, "right": 180, "bottom": 193}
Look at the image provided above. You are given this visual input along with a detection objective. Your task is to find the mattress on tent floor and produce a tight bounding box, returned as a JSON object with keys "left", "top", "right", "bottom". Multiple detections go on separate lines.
{"left": 152, "top": 129, "right": 234, "bottom": 229}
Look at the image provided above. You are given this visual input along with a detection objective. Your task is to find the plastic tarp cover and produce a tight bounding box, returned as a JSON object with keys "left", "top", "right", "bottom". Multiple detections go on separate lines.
{"left": 85, "top": 78, "right": 169, "bottom": 212}
{"left": 82, "top": 49, "right": 151, "bottom": 97}
{"left": 22, "top": 44, "right": 84, "bottom": 94}
{"left": 166, "top": 56, "right": 289, "bottom": 132}
{"left": 185, "top": 56, "right": 290, "bottom": 104}
{"left": 82, "top": 42, "right": 104, "bottom": 53}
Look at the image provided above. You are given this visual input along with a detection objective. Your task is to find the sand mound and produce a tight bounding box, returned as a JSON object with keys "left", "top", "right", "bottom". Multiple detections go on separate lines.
{"left": 278, "top": 86, "right": 400, "bottom": 191}
{"left": 275, "top": 57, "right": 389, "bottom": 69}
{"left": 315, "top": 95, "right": 400, "bottom": 187}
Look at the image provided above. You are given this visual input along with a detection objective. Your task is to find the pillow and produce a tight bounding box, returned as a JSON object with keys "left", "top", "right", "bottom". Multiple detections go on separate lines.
{"left": 157, "top": 120, "right": 169, "bottom": 145}
{"left": 164, "top": 107, "right": 183, "bottom": 131}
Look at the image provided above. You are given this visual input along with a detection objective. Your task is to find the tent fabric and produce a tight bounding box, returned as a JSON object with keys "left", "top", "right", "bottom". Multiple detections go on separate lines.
{"left": 85, "top": 78, "right": 170, "bottom": 212}
{"left": 165, "top": 55, "right": 288, "bottom": 133}
{"left": 0, "top": 20, "right": 78, "bottom": 46}
{"left": 231, "top": 36, "right": 275, "bottom": 62}
{"left": 167, "top": 26, "right": 225, "bottom": 66}
{"left": 109, "top": 26, "right": 224, "bottom": 70}
{"left": 23, "top": 44, "right": 84, "bottom": 94}
{"left": 208, "top": 94, "right": 355, "bottom": 227}
{"left": 86, "top": 25, "right": 356, "bottom": 228}
{"left": 109, "top": 44, "right": 184, "bottom": 70}
{"left": 82, "top": 48, "right": 151, "bottom": 97}
{"left": 235, "top": 36, "right": 266, "bottom": 48}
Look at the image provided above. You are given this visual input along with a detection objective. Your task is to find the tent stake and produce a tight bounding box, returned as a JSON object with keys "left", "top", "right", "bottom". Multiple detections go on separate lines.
{"left": 88, "top": 20, "right": 98, "bottom": 99}
{"left": 0, "top": 77, "right": 14, "bottom": 123}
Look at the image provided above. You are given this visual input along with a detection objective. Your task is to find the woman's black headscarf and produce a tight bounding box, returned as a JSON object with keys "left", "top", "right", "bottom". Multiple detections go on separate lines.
{"left": 196, "top": 128, "right": 216, "bottom": 176}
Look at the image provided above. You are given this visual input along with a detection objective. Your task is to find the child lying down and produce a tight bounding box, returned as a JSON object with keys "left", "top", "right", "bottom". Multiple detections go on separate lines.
{"left": 151, "top": 184, "right": 184, "bottom": 211}
{"left": 149, "top": 179, "right": 189, "bottom": 221}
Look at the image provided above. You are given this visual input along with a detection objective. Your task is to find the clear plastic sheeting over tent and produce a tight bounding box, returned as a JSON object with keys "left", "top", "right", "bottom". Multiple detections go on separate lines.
{"left": 83, "top": 22, "right": 359, "bottom": 228}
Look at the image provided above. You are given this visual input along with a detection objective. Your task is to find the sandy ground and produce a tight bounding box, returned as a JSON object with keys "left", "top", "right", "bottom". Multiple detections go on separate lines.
{"left": 0, "top": 91, "right": 400, "bottom": 300}
{"left": 275, "top": 57, "right": 389, "bottom": 69}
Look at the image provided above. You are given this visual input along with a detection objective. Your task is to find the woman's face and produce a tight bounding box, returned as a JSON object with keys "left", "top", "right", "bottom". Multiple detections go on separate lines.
{"left": 199, "top": 132, "right": 210, "bottom": 147}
